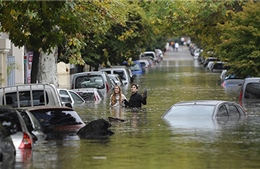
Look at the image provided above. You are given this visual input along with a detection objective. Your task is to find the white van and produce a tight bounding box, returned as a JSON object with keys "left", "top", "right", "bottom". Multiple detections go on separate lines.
{"left": 100, "top": 66, "right": 133, "bottom": 85}
{"left": 71, "top": 71, "right": 112, "bottom": 96}
{"left": 0, "top": 84, "right": 62, "bottom": 108}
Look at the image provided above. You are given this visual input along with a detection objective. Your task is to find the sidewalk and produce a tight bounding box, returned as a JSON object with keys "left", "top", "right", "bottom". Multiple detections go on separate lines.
{"left": 164, "top": 45, "right": 193, "bottom": 61}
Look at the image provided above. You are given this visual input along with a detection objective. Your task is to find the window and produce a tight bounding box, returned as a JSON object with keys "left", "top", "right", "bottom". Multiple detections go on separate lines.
{"left": 75, "top": 75, "right": 104, "bottom": 89}
{"left": 69, "top": 91, "right": 84, "bottom": 104}
{"left": 228, "top": 104, "right": 240, "bottom": 117}
{"left": 3, "top": 90, "right": 49, "bottom": 107}
{"left": 245, "top": 83, "right": 260, "bottom": 99}
{"left": 217, "top": 105, "right": 228, "bottom": 117}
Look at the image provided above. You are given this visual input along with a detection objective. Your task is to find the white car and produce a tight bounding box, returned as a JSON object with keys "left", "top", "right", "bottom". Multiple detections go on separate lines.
{"left": 108, "top": 74, "right": 124, "bottom": 87}
{"left": 57, "top": 89, "right": 85, "bottom": 108}
{"left": 137, "top": 59, "right": 150, "bottom": 69}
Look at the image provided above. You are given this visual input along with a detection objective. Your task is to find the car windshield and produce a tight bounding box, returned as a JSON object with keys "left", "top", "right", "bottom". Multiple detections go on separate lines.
{"left": 164, "top": 105, "right": 215, "bottom": 118}
{"left": 75, "top": 75, "right": 104, "bottom": 89}
{"left": 30, "top": 109, "right": 84, "bottom": 126}
{"left": 245, "top": 82, "right": 260, "bottom": 99}
{"left": 130, "top": 63, "right": 141, "bottom": 71}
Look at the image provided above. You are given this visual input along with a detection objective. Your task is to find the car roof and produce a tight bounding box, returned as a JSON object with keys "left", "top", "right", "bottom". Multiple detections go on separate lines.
{"left": 173, "top": 100, "right": 227, "bottom": 106}
{"left": 22, "top": 106, "right": 74, "bottom": 111}
{"left": 72, "top": 71, "right": 108, "bottom": 77}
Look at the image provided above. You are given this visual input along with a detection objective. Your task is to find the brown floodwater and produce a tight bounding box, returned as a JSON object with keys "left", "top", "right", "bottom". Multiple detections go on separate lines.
{"left": 16, "top": 47, "right": 260, "bottom": 169}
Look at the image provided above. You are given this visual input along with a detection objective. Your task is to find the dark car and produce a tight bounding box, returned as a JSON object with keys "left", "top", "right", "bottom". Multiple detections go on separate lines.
{"left": 0, "top": 122, "right": 16, "bottom": 168}
{"left": 24, "top": 106, "right": 86, "bottom": 139}
{"left": 162, "top": 100, "right": 246, "bottom": 129}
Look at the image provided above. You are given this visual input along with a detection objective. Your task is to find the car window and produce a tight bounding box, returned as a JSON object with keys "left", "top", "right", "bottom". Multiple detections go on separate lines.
{"left": 59, "top": 90, "right": 68, "bottom": 96}
{"left": 31, "top": 109, "right": 83, "bottom": 126}
{"left": 130, "top": 63, "right": 141, "bottom": 71}
{"left": 60, "top": 95, "right": 72, "bottom": 103}
{"left": 217, "top": 105, "right": 228, "bottom": 117}
{"left": 0, "top": 111, "right": 22, "bottom": 133}
{"left": 75, "top": 75, "right": 104, "bottom": 89}
{"left": 3, "top": 91, "right": 49, "bottom": 107}
{"left": 69, "top": 91, "right": 84, "bottom": 104}
{"left": 114, "top": 70, "right": 126, "bottom": 80}
{"left": 228, "top": 104, "right": 240, "bottom": 117}
{"left": 164, "top": 105, "right": 215, "bottom": 118}
{"left": 245, "top": 83, "right": 260, "bottom": 99}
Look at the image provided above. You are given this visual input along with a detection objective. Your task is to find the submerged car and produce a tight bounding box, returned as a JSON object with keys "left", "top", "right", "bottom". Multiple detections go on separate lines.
{"left": 72, "top": 88, "right": 103, "bottom": 103}
{"left": 24, "top": 106, "right": 86, "bottom": 139}
{"left": 162, "top": 100, "right": 246, "bottom": 129}
{"left": 239, "top": 77, "right": 260, "bottom": 101}
{"left": 130, "top": 61, "right": 145, "bottom": 75}
{"left": 0, "top": 122, "right": 16, "bottom": 168}
{"left": 57, "top": 88, "right": 85, "bottom": 108}
{"left": 0, "top": 106, "right": 34, "bottom": 149}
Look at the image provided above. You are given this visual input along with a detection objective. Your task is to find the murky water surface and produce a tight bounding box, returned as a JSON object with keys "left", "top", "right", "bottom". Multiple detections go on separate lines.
{"left": 16, "top": 50, "right": 260, "bottom": 169}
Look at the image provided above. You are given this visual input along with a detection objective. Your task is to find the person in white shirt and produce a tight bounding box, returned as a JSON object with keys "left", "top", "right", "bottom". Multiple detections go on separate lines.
{"left": 175, "top": 42, "right": 179, "bottom": 52}
{"left": 109, "top": 85, "right": 127, "bottom": 107}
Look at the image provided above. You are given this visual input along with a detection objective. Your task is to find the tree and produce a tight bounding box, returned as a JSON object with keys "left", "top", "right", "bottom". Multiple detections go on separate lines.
{"left": 217, "top": 1, "right": 260, "bottom": 77}
{"left": 0, "top": 1, "right": 86, "bottom": 84}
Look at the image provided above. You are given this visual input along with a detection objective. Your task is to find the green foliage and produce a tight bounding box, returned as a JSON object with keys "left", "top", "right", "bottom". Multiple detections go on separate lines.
{"left": 217, "top": 1, "right": 260, "bottom": 77}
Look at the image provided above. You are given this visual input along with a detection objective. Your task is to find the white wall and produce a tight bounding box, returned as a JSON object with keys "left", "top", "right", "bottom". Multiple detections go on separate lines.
{"left": 0, "top": 33, "right": 24, "bottom": 85}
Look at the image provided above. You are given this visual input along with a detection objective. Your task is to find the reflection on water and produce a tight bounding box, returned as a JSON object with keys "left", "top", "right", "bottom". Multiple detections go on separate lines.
{"left": 18, "top": 52, "right": 260, "bottom": 169}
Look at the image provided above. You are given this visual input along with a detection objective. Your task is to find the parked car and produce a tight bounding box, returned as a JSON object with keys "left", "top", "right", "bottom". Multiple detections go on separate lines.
{"left": 203, "top": 57, "right": 219, "bottom": 68}
{"left": 130, "top": 61, "right": 145, "bottom": 75}
{"left": 16, "top": 108, "right": 47, "bottom": 142}
{"left": 72, "top": 88, "right": 103, "bottom": 103}
{"left": 137, "top": 59, "right": 150, "bottom": 69}
{"left": 239, "top": 77, "right": 260, "bottom": 101}
{"left": 71, "top": 71, "right": 112, "bottom": 96}
{"left": 209, "top": 61, "right": 228, "bottom": 73}
{"left": 24, "top": 106, "right": 86, "bottom": 138}
{"left": 221, "top": 78, "right": 244, "bottom": 88}
{"left": 0, "top": 122, "right": 16, "bottom": 168}
{"left": 100, "top": 66, "right": 133, "bottom": 85}
{"left": 0, "top": 84, "right": 62, "bottom": 108}
{"left": 0, "top": 106, "right": 34, "bottom": 149}
{"left": 155, "top": 49, "right": 164, "bottom": 60}
{"left": 108, "top": 74, "right": 124, "bottom": 87}
{"left": 193, "top": 48, "right": 201, "bottom": 60}
{"left": 57, "top": 88, "right": 85, "bottom": 108}
{"left": 141, "top": 51, "right": 160, "bottom": 63}
{"left": 162, "top": 100, "right": 246, "bottom": 129}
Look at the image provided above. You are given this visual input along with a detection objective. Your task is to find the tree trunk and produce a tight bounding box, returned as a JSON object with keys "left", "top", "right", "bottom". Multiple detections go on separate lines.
{"left": 31, "top": 50, "right": 40, "bottom": 83}
{"left": 37, "top": 48, "right": 59, "bottom": 87}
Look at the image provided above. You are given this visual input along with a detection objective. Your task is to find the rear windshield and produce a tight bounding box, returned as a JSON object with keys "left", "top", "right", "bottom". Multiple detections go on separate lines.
{"left": 30, "top": 109, "right": 83, "bottom": 126}
{"left": 245, "top": 82, "right": 260, "bottom": 99}
{"left": 143, "top": 53, "right": 155, "bottom": 58}
{"left": 2, "top": 90, "right": 49, "bottom": 108}
{"left": 75, "top": 75, "right": 104, "bottom": 89}
{"left": 114, "top": 70, "right": 126, "bottom": 81}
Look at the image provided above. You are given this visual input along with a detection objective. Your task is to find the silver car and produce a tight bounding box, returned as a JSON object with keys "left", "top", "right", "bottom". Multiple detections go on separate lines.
{"left": 57, "top": 88, "right": 85, "bottom": 108}
{"left": 0, "top": 106, "right": 35, "bottom": 150}
{"left": 162, "top": 100, "right": 246, "bottom": 129}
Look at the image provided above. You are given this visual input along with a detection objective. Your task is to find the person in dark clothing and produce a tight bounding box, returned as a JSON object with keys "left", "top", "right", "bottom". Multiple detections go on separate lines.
{"left": 124, "top": 84, "right": 147, "bottom": 108}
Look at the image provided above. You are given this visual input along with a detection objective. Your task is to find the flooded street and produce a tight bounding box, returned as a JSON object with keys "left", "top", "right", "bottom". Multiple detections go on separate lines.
{"left": 17, "top": 46, "right": 260, "bottom": 169}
